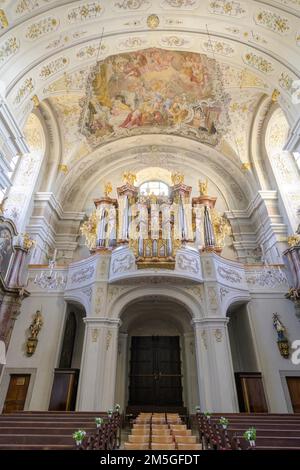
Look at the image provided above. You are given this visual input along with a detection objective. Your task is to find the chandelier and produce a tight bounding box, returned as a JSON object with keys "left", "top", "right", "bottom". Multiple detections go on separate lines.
{"left": 33, "top": 250, "right": 66, "bottom": 290}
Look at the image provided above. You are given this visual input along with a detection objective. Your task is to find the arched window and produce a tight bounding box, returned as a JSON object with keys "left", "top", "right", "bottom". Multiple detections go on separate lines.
{"left": 139, "top": 181, "right": 169, "bottom": 196}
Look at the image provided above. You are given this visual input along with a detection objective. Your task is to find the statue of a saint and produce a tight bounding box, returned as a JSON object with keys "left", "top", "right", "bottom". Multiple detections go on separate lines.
{"left": 104, "top": 182, "right": 113, "bottom": 197}
{"left": 29, "top": 311, "right": 43, "bottom": 339}
{"left": 199, "top": 179, "right": 208, "bottom": 196}
{"left": 273, "top": 313, "right": 286, "bottom": 341}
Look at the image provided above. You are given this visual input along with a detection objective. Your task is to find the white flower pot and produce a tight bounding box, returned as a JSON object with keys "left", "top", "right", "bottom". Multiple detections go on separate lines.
{"left": 249, "top": 440, "right": 255, "bottom": 447}
{"left": 96, "top": 424, "right": 101, "bottom": 428}
{"left": 76, "top": 440, "right": 82, "bottom": 446}
{"left": 222, "top": 425, "right": 227, "bottom": 429}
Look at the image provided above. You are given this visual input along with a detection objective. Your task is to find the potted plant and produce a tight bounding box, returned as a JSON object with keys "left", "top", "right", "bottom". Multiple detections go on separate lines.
{"left": 243, "top": 427, "right": 256, "bottom": 447}
{"left": 219, "top": 416, "right": 229, "bottom": 429}
{"left": 204, "top": 411, "right": 212, "bottom": 420}
{"left": 95, "top": 417, "right": 103, "bottom": 428}
{"left": 72, "top": 429, "right": 86, "bottom": 446}
{"left": 107, "top": 409, "right": 113, "bottom": 418}
{"left": 115, "top": 404, "right": 121, "bottom": 412}
{"left": 195, "top": 406, "right": 201, "bottom": 413}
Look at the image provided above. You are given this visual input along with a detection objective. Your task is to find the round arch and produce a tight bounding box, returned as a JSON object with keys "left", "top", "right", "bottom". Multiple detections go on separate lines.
{"left": 114, "top": 290, "right": 200, "bottom": 413}
{"left": 56, "top": 134, "right": 255, "bottom": 211}
{"left": 109, "top": 284, "right": 204, "bottom": 322}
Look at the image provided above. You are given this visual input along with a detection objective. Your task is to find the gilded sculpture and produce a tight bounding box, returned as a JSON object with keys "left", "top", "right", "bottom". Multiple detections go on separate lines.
{"left": 287, "top": 224, "right": 300, "bottom": 247}
{"left": 26, "top": 310, "right": 43, "bottom": 356}
{"left": 22, "top": 233, "right": 36, "bottom": 251}
{"left": 122, "top": 171, "right": 137, "bottom": 186}
{"left": 80, "top": 211, "right": 98, "bottom": 250}
{"left": 271, "top": 88, "right": 280, "bottom": 102}
{"left": 171, "top": 171, "right": 184, "bottom": 185}
{"left": 104, "top": 182, "right": 113, "bottom": 197}
{"left": 211, "top": 210, "right": 232, "bottom": 248}
{"left": 199, "top": 179, "right": 208, "bottom": 196}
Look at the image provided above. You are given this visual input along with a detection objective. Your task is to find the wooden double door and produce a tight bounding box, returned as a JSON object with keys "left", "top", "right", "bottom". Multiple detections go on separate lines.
{"left": 129, "top": 336, "right": 183, "bottom": 406}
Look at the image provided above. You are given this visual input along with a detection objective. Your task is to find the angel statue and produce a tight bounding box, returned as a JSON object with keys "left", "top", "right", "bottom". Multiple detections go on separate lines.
{"left": 104, "top": 182, "right": 113, "bottom": 197}
{"left": 122, "top": 171, "right": 137, "bottom": 186}
{"left": 211, "top": 210, "right": 231, "bottom": 248}
{"left": 80, "top": 211, "right": 98, "bottom": 250}
{"left": 199, "top": 179, "right": 208, "bottom": 196}
{"left": 171, "top": 171, "right": 184, "bottom": 186}
{"left": 273, "top": 313, "right": 286, "bottom": 341}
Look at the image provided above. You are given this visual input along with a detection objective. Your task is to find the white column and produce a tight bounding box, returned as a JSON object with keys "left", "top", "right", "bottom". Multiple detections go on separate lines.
{"left": 182, "top": 333, "right": 199, "bottom": 412}
{"left": 193, "top": 318, "right": 238, "bottom": 412}
{"left": 77, "top": 318, "right": 120, "bottom": 411}
{"left": 115, "top": 333, "right": 128, "bottom": 411}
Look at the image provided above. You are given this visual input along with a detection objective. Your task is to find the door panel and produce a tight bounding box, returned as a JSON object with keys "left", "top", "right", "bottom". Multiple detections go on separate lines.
{"left": 3, "top": 374, "right": 30, "bottom": 413}
{"left": 235, "top": 372, "right": 268, "bottom": 412}
{"left": 286, "top": 377, "right": 300, "bottom": 413}
{"left": 129, "top": 336, "right": 183, "bottom": 406}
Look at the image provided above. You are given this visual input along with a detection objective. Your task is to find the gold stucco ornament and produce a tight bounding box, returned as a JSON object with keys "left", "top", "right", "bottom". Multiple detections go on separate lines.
{"left": 80, "top": 211, "right": 98, "bottom": 250}
{"left": 21, "top": 233, "right": 36, "bottom": 251}
{"left": 147, "top": 14, "right": 159, "bottom": 29}
{"left": 287, "top": 234, "right": 300, "bottom": 247}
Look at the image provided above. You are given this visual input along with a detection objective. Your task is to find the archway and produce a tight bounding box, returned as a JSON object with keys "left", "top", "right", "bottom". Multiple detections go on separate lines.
{"left": 227, "top": 301, "right": 268, "bottom": 413}
{"left": 115, "top": 296, "right": 199, "bottom": 414}
{"left": 48, "top": 301, "right": 86, "bottom": 411}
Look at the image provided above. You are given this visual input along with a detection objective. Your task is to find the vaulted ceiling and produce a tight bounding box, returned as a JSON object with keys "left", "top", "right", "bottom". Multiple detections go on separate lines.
{"left": 1, "top": 0, "right": 299, "bottom": 210}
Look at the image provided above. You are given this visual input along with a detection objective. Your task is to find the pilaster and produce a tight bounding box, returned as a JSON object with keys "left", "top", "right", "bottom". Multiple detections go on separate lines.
{"left": 77, "top": 318, "right": 120, "bottom": 411}
{"left": 193, "top": 317, "right": 238, "bottom": 412}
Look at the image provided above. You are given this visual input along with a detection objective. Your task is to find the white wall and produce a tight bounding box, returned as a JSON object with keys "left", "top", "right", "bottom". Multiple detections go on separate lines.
{"left": 248, "top": 296, "right": 300, "bottom": 412}
{"left": 71, "top": 310, "right": 85, "bottom": 370}
{"left": 0, "top": 294, "right": 66, "bottom": 411}
{"left": 228, "top": 305, "right": 258, "bottom": 372}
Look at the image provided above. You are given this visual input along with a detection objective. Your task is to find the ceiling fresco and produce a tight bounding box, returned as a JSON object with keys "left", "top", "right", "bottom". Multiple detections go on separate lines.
{"left": 46, "top": 56, "right": 263, "bottom": 168}
{"left": 79, "top": 48, "right": 231, "bottom": 147}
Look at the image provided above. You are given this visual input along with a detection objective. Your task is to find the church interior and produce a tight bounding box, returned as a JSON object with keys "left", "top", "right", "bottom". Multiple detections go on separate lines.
{"left": 0, "top": 0, "right": 300, "bottom": 452}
